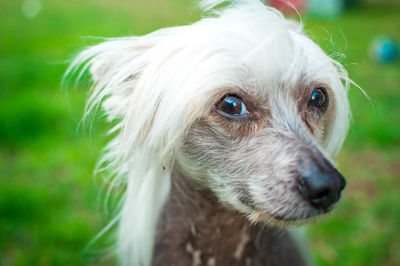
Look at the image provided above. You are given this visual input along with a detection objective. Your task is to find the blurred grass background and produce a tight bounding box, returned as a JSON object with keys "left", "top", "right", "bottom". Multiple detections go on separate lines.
{"left": 0, "top": 0, "right": 399, "bottom": 265}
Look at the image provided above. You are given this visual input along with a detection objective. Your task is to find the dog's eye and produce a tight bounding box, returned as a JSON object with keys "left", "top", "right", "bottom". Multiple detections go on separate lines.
{"left": 216, "top": 95, "right": 249, "bottom": 117}
{"left": 309, "top": 88, "right": 328, "bottom": 108}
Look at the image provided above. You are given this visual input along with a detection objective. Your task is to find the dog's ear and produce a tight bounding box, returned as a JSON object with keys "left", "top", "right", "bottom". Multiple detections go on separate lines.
{"left": 87, "top": 36, "right": 166, "bottom": 83}
{"left": 67, "top": 34, "right": 167, "bottom": 122}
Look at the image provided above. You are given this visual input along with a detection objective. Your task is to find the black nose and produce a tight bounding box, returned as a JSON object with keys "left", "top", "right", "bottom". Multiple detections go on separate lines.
{"left": 297, "top": 158, "right": 346, "bottom": 209}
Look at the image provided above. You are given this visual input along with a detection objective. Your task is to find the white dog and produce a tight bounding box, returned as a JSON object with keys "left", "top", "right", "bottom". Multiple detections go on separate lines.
{"left": 67, "top": 0, "right": 352, "bottom": 265}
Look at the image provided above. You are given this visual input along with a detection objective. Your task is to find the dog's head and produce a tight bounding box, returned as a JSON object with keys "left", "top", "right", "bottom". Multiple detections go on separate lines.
{"left": 174, "top": 2, "right": 349, "bottom": 225}
{"left": 176, "top": 11, "right": 350, "bottom": 224}
{"left": 68, "top": 0, "right": 351, "bottom": 263}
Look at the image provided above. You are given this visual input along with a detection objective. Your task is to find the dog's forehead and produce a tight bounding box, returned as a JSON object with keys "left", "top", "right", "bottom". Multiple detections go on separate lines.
{"left": 194, "top": 10, "right": 335, "bottom": 97}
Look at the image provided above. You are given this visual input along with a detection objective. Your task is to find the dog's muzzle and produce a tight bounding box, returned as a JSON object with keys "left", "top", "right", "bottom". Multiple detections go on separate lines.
{"left": 296, "top": 154, "right": 346, "bottom": 210}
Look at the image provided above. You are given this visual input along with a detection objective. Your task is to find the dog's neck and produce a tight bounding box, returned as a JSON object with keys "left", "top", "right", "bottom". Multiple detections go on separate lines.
{"left": 153, "top": 169, "right": 308, "bottom": 266}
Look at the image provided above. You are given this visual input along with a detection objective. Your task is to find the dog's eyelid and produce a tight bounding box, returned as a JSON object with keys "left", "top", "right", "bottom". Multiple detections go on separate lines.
{"left": 218, "top": 92, "right": 244, "bottom": 102}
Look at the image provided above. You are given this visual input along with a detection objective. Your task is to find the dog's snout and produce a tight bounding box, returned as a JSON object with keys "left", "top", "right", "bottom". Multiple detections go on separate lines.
{"left": 296, "top": 158, "right": 346, "bottom": 210}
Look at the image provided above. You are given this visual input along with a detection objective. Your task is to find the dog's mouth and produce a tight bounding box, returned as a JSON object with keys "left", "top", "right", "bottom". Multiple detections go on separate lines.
{"left": 270, "top": 205, "right": 333, "bottom": 222}
{"left": 248, "top": 200, "right": 337, "bottom": 225}
{"left": 249, "top": 210, "right": 328, "bottom": 226}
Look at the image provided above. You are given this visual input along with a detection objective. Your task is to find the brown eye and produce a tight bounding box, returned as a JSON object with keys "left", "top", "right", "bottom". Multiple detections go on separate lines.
{"left": 309, "top": 88, "right": 328, "bottom": 108}
{"left": 216, "top": 95, "right": 249, "bottom": 117}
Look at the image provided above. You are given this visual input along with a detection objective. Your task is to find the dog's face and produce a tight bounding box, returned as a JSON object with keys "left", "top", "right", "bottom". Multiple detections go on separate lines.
{"left": 174, "top": 6, "right": 350, "bottom": 225}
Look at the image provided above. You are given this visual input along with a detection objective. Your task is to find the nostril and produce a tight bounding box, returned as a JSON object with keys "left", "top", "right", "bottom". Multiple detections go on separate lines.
{"left": 314, "top": 188, "right": 331, "bottom": 200}
{"left": 297, "top": 177, "right": 334, "bottom": 209}
{"left": 309, "top": 187, "right": 334, "bottom": 209}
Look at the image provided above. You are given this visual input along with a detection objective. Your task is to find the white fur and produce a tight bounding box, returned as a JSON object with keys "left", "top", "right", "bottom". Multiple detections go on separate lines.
{"left": 66, "top": 0, "right": 352, "bottom": 265}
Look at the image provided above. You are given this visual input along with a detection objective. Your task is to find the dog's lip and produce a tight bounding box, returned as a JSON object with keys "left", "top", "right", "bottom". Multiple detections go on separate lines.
{"left": 248, "top": 196, "right": 337, "bottom": 223}
{"left": 270, "top": 213, "right": 314, "bottom": 222}
{"left": 266, "top": 205, "right": 333, "bottom": 222}
{"left": 270, "top": 214, "right": 300, "bottom": 222}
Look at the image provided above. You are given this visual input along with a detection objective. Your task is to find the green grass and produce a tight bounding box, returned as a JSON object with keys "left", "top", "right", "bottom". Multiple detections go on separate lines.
{"left": 0, "top": 0, "right": 399, "bottom": 265}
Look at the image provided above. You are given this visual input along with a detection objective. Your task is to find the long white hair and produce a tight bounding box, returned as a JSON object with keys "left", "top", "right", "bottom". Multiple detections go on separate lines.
{"left": 65, "top": 0, "right": 352, "bottom": 265}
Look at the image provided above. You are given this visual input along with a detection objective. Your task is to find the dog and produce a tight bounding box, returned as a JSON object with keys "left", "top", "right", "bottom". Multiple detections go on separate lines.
{"left": 67, "top": 0, "right": 352, "bottom": 265}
